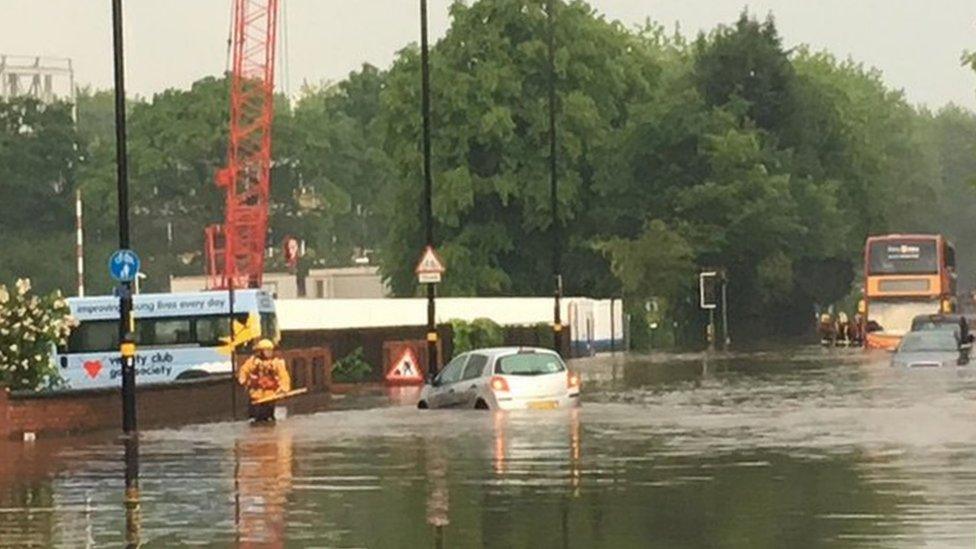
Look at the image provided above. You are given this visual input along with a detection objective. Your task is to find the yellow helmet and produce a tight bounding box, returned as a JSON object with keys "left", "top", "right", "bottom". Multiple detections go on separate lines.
{"left": 254, "top": 339, "right": 275, "bottom": 351}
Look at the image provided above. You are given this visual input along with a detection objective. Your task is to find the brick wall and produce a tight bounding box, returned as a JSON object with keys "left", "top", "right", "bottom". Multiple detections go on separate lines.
{"left": 0, "top": 347, "right": 332, "bottom": 440}
{"left": 283, "top": 326, "right": 453, "bottom": 381}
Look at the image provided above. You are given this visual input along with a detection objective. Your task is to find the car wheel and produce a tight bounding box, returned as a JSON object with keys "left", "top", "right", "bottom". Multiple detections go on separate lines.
{"left": 417, "top": 400, "right": 429, "bottom": 409}
{"left": 474, "top": 399, "right": 490, "bottom": 410}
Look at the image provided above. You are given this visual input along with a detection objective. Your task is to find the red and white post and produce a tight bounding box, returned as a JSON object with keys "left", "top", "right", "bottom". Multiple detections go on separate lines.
{"left": 75, "top": 188, "right": 85, "bottom": 297}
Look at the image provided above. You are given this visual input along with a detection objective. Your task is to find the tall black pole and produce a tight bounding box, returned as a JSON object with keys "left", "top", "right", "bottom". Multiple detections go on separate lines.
{"left": 421, "top": 0, "right": 438, "bottom": 376}
{"left": 547, "top": 0, "right": 563, "bottom": 356}
{"left": 112, "top": 0, "right": 137, "bottom": 434}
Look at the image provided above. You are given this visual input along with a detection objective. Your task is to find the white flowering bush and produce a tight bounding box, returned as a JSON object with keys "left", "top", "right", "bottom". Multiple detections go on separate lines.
{"left": 0, "top": 279, "right": 75, "bottom": 391}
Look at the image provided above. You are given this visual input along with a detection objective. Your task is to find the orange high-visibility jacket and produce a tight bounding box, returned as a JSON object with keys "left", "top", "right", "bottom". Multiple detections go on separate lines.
{"left": 238, "top": 356, "right": 292, "bottom": 403}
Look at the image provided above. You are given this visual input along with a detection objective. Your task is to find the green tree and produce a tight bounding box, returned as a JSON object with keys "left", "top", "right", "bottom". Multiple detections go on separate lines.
{"left": 378, "top": 0, "right": 662, "bottom": 297}
{"left": 0, "top": 97, "right": 82, "bottom": 292}
{"left": 693, "top": 13, "right": 797, "bottom": 137}
{"left": 276, "top": 64, "right": 395, "bottom": 267}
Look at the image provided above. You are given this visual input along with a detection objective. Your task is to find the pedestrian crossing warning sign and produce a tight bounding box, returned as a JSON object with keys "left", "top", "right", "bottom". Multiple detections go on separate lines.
{"left": 386, "top": 347, "right": 424, "bottom": 384}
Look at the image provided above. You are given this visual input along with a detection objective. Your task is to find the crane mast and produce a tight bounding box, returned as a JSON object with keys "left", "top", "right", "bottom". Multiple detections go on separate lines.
{"left": 205, "top": 0, "right": 279, "bottom": 290}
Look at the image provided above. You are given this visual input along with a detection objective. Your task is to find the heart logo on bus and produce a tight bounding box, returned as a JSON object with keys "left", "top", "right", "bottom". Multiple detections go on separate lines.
{"left": 83, "top": 360, "right": 103, "bottom": 379}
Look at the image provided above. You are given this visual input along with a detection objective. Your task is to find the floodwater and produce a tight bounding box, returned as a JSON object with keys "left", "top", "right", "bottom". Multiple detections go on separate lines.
{"left": 3, "top": 348, "right": 976, "bottom": 547}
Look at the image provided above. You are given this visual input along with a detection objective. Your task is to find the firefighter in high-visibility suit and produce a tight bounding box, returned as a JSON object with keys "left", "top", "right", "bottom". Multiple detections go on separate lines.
{"left": 238, "top": 339, "right": 291, "bottom": 422}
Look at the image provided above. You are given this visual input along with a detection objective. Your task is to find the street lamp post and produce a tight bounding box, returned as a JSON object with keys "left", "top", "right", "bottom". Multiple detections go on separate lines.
{"left": 547, "top": 0, "right": 562, "bottom": 356}
{"left": 420, "top": 0, "right": 439, "bottom": 377}
{"left": 111, "top": 0, "right": 137, "bottom": 434}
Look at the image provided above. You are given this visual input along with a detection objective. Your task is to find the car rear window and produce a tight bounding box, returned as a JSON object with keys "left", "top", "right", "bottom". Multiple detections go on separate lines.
{"left": 898, "top": 331, "right": 958, "bottom": 353}
{"left": 495, "top": 353, "right": 565, "bottom": 376}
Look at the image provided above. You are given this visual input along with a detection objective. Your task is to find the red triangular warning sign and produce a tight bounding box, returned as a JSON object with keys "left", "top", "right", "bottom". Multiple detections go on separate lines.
{"left": 415, "top": 246, "right": 446, "bottom": 274}
{"left": 386, "top": 348, "right": 424, "bottom": 383}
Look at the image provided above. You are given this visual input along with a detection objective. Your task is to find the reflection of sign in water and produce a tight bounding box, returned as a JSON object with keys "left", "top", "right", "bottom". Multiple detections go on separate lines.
{"left": 386, "top": 348, "right": 424, "bottom": 383}
{"left": 887, "top": 244, "right": 921, "bottom": 260}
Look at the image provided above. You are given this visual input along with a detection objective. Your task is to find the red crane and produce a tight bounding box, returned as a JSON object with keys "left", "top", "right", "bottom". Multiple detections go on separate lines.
{"left": 205, "top": 0, "right": 279, "bottom": 290}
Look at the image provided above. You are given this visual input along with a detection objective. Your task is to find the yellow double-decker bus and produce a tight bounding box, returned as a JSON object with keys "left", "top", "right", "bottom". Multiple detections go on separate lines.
{"left": 863, "top": 234, "right": 957, "bottom": 350}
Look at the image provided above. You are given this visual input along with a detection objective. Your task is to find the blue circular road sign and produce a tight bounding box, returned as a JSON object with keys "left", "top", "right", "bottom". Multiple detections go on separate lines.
{"left": 109, "top": 249, "right": 141, "bottom": 283}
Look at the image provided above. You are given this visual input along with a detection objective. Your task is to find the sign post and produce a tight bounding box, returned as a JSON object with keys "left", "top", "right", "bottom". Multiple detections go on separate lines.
{"left": 110, "top": 248, "right": 140, "bottom": 433}
{"left": 416, "top": 246, "right": 446, "bottom": 378}
{"left": 699, "top": 270, "right": 719, "bottom": 352}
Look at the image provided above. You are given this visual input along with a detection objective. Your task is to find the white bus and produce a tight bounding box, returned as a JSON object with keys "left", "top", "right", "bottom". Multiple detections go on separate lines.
{"left": 53, "top": 290, "right": 277, "bottom": 390}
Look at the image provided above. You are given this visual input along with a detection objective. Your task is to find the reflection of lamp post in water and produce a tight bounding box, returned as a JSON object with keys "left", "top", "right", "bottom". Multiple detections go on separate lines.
{"left": 123, "top": 437, "right": 141, "bottom": 547}
{"left": 425, "top": 439, "right": 450, "bottom": 548}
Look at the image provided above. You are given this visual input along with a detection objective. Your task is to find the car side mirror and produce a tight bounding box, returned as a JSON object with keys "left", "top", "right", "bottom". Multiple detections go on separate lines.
{"left": 429, "top": 377, "right": 441, "bottom": 387}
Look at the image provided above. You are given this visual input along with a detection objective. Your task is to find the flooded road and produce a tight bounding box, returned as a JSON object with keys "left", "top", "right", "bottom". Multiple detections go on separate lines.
{"left": 3, "top": 348, "right": 976, "bottom": 547}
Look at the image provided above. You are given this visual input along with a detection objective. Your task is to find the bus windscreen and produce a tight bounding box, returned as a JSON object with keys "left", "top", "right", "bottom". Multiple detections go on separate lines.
{"left": 868, "top": 239, "right": 938, "bottom": 275}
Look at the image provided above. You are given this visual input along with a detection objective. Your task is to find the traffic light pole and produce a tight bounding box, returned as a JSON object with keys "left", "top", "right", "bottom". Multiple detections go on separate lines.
{"left": 708, "top": 309, "right": 716, "bottom": 352}
{"left": 721, "top": 274, "right": 730, "bottom": 350}
{"left": 112, "top": 0, "right": 137, "bottom": 434}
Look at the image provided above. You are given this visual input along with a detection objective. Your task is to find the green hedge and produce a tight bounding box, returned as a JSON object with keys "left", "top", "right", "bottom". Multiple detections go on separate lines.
{"left": 449, "top": 318, "right": 504, "bottom": 354}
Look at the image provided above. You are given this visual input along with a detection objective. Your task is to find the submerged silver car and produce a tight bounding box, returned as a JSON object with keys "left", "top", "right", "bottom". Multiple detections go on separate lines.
{"left": 891, "top": 330, "right": 969, "bottom": 368}
{"left": 417, "top": 347, "right": 581, "bottom": 410}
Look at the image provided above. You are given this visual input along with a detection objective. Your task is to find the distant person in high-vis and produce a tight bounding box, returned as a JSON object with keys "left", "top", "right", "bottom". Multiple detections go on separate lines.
{"left": 238, "top": 339, "right": 291, "bottom": 422}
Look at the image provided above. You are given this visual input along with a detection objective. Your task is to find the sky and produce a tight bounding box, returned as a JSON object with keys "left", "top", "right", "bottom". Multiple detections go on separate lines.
{"left": 1, "top": 0, "right": 974, "bottom": 109}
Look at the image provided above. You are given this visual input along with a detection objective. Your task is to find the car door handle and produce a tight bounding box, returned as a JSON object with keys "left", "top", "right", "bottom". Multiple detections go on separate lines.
{"left": 448, "top": 389, "right": 455, "bottom": 394}
{"left": 468, "top": 385, "right": 477, "bottom": 390}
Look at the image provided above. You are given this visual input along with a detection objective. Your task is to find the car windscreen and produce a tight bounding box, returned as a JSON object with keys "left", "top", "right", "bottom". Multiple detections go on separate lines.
{"left": 898, "top": 332, "right": 958, "bottom": 353}
{"left": 495, "top": 353, "right": 565, "bottom": 376}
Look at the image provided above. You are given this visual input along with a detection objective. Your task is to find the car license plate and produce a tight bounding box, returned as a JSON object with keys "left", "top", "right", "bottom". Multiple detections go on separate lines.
{"left": 528, "top": 400, "right": 558, "bottom": 410}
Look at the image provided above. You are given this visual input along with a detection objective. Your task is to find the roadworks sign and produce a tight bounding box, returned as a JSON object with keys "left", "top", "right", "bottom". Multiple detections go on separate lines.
{"left": 386, "top": 347, "right": 424, "bottom": 384}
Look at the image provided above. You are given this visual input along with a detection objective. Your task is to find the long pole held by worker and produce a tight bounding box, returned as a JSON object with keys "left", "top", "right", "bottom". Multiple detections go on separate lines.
{"left": 112, "top": 0, "right": 137, "bottom": 434}
{"left": 420, "top": 0, "right": 438, "bottom": 377}
{"left": 547, "top": 0, "right": 563, "bottom": 356}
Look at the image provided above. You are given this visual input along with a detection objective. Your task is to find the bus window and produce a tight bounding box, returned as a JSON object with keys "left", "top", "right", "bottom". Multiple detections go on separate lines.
{"left": 195, "top": 316, "right": 224, "bottom": 345}
{"left": 145, "top": 318, "right": 193, "bottom": 346}
{"left": 196, "top": 314, "right": 248, "bottom": 346}
{"left": 68, "top": 320, "right": 118, "bottom": 353}
{"left": 945, "top": 242, "right": 957, "bottom": 270}
{"left": 868, "top": 239, "right": 938, "bottom": 275}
